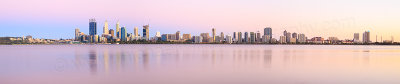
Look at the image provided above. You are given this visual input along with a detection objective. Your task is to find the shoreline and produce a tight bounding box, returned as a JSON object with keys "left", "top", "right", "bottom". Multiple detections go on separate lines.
{"left": 3, "top": 43, "right": 400, "bottom": 46}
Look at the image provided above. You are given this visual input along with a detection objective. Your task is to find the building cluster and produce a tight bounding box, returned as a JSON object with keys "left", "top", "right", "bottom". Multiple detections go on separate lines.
{"left": 1, "top": 18, "right": 396, "bottom": 45}
{"left": 70, "top": 18, "right": 395, "bottom": 44}
{"left": 0, "top": 35, "right": 73, "bottom": 44}
{"left": 75, "top": 19, "right": 152, "bottom": 43}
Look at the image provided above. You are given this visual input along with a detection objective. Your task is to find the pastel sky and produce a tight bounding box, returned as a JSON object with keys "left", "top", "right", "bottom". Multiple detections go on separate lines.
{"left": 1, "top": 0, "right": 399, "bottom": 41}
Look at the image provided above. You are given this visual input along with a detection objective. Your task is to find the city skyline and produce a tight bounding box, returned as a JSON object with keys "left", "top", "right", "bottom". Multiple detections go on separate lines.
{"left": 1, "top": 0, "right": 399, "bottom": 41}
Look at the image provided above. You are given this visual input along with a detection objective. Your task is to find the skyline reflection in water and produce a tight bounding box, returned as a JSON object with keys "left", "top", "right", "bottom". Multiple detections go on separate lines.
{"left": 1, "top": 45, "right": 400, "bottom": 84}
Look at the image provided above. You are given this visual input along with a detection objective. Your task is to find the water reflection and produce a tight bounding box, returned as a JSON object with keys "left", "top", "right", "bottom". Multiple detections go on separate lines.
{"left": 41, "top": 45, "right": 400, "bottom": 84}
{"left": 88, "top": 49, "right": 97, "bottom": 75}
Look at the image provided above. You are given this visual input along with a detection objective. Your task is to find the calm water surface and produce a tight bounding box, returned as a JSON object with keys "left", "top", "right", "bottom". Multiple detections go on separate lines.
{"left": 1, "top": 44, "right": 400, "bottom": 84}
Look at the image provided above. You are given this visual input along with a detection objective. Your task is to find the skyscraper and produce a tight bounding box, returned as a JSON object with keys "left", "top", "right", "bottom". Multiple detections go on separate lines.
{"left": 103, "top": 20, "right": 109, "bottom": 34}
{"left": 121, "top": 27, "right": 127, "bottom": 41}
{"left": 143, "top": 25, "right": 149, "bottom": 41}
{"left": 298, "top": 34, "right": 306, "bottom": 43}
{"left": 75, "top": 28, "right": 80, "bottom": 41}
{"left": 286, "top": 32, "right": 291, "bottom": 43}
{"left": 89, "top": 19, "right": 97, "bottom": 36}
{"left": 264, "top": 27, "right": 272, "bottom": 40}
{"left": 363, "top": 31, "right": 370, "bottom": 43}
{"left": 353, "top": 33, "right": 360, "bottom": 41}
{"left": 109, "top": 29, "right": 114, "bottom": 37}
{"left": 134, "top": 27, "right": 138, "bottom": 37}
{"left": 250, "top": 32, "right": 255, "bottom": 43}
{"left": 176, "top": 31, "right": 180, "bottom": 40}
{"left": 244, "top": 32, "right": 249, "bottom": 43}
{"left": 256, "top": 31, "right": 261, "bottom": 42}
{"left": 292, "top": 32, "right": 298, "bottom": 43}
{"left": 200, "top": 33, "right": 210, "bottom": 42}
{"left": 237, "top": 32, "right": 242, "bottom": 43}
{"left": 233, "top": 32, "right": 237, "bottom": 42}
{"left": 212, "top": 28, "right": 216, "bottom": 42}
{"left": 220, "top": 32, "right": 224, "bottom": 42}
{"left": 116, "top": 21, "right": 121, "bottom": 38}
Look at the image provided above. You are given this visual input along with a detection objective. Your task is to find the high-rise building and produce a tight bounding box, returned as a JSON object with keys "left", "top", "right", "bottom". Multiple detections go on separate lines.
{"left": 264, "top": 27, "right": 272, "bottom": 41}
{"left": 116, "top": 21, "right": 121, "bottom": 38}
{"left": 200, "top": 33, "right": 210, "bottom": 42}
{"left": 286, "top": 32, "right": 291, "bottom": 43}
{"left": 109, "top": 29, "right": 114, "bottom": 37}
{"left": 143, "top": 25, "right": 149, "bottom": 41}
{"left": 279, "top": 36, "right": 286, "bottom": 43}
{"left": 220, "top": 32, "right": 224, "bottom": 42}
{"left": 250, "top": 32, "right": 255, "bottom": 43}
{"left": 363, "top": 31, "right": 370, "bottom": 43}
{"left": 283, "top": 30, "right": 287, "bottom": 37}
{"left": 121, "top": 27, "right": 127, "bottom": 41}
{"left": 134, "top": 27, "right": 138, "bottom": 37}
{"left": 262, "top": 35, "right": 270, "bottom": 43}
{"left": 298, "top": 34, "right": 306, "bottom": 43}
{"left": 183, "top": 34, "right": 191, "bottom": 40}
{"left": 226, "top": 35, "right": 232, "bottom": 44}
{"left": 212, "top": 28, "right": 216, "bottom": 42}
{"left": 103, "top": 20, "right": 109, "bottom": 34}
{"left": 176, "top": 31, "right": 181, "bottom": 40}
{"left": 244, "top": 32, "right": 249, "bottom": 43}
{"left": 354, "top": 33, "right": 360, "bottom": 41}
{"left": 75, "top": 28, "right": 80, "bottom": 41}
{"left": 256, "top": 31, "right": 261, "bottom": 42}
{"left": 237, "top": 32, "right": 242, "bottom": 43}
{"left": 233, "top": 32, "right": 237, "bottom": 42}
{"left": 89, "top": 19, "right": 97, "bottom": 36}
{"left": 292, "top": 32, "right": 298, "bottom": 40}
{"left": 193, "top": 36, "right": 203, "bottom": 43}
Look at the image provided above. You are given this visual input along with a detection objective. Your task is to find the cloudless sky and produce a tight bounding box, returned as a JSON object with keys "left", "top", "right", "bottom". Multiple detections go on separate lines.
{"left": 1, "top": 0, "right": 399, "bottom": 41}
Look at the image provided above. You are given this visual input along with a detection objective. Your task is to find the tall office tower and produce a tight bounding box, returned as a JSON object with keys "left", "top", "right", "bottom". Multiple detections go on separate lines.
{"left": 292, "top": 32, "right": 298, "bottom": 40}
{"left": 264, "top": 27, "right": 272, "bottom": 40}
{"left": 363, "top": 31, "right": 370, "bottom": 43}
{"left": 283, "top": 30, "right": 287, "bottom": 37}
{"left": 176, "top": 31, "right": 181, "bottom": 40}
{"left": 286, "top": 32, "right": 291, "bottom": 43}
{"left": 143, "top": 25, "right": 150, "bottom": 41}
{"left": 250, "top": 32, "right": 255, "bottom": 43}
{"left": 89, "top": 19, "right": 97, "bottom": 36}
{"left": 75, "top": 28, "right": 80, "bottom": 41}
{"left": 244, "top": 32, "right": 249, "bottom": 43}
{"left": 233, "top": 32, "right": 237, "bottom": 42}
{"left": 134, "top": 27, "right": 138, "bottom": 37}
{"left": 121, "top": 27, "right": 127, "bottom": 41}
{"left": 109, "top": 29, "right": 114, "bottom": 37}
{"left": 103, "top": 20, "right": 109, "bottom": 34}
{"left": 298, "top": 34, "right": 306, "bottom": 43}
{"left": 200, "top": 33, "right": 210, "bottom": 42}
{"left": 212, "top": 28, "right": 216, "bottom": 42}
{"left": 280, "top": 36, "right": 287, "bottom": 43}
{"left": 116, "top": 21, "right": 121, "bottom": 38}
{"left": 237, "top": 32, "right": 242, "bottom": 43}
{"left": 225, "top": 35, "right": 232, "bottom": 44}
{"left": 256, "top": 31, "right": 261, "bottom": 42}
{"left": 220, "top": 32, "right": 224, "bottom": 41}
{"left": 353, "top": 33, "right": 360, "bottom": 41}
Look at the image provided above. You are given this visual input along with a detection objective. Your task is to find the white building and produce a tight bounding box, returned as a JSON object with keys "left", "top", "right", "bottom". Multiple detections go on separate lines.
{"left": 193, "top": 36, "right": 203, "bottom": 43}
{"left": 279, "top": 36, "right": 286, "bottom": 44}
{"left": 225, "top": 35, "right": 232, "bottom": 44}
{"left": 262, "top": 35, "right": 270, "bottom": 43}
